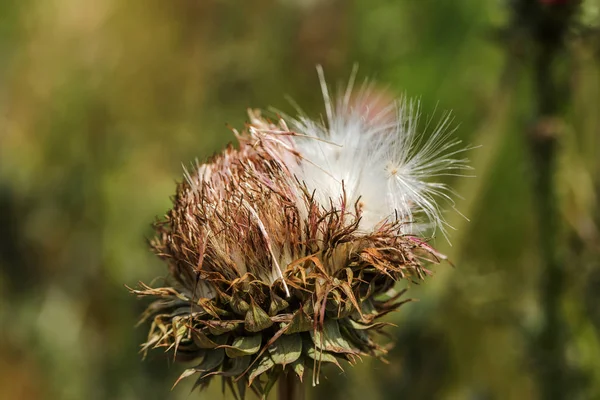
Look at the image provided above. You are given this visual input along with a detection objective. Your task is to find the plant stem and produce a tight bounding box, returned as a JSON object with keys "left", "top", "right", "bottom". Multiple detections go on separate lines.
{"left": 514, "top": 0, "right": 580, "bottom": 398}
{"left": 277, "top": 371, "right": 302, "bottom": 400}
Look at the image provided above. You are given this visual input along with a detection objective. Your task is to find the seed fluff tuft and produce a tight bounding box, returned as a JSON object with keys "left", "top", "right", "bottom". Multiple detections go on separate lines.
{"left": 284, "top": 65, "right": 474, "bottom": 241}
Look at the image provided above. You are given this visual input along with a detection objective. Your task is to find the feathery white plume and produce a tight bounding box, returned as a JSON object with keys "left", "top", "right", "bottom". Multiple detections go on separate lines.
{"left": 283, "top": 66, "right": 473, "bottom": 241}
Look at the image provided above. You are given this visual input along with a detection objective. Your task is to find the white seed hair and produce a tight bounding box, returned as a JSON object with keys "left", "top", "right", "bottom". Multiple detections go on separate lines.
{"left": 282, "top": 66, "right": 473, "bottom": 242}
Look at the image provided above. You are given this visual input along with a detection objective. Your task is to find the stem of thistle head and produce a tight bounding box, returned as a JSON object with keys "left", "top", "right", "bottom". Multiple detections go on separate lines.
{"left": 278, "top": 370, "right": 302, "bottom": 400}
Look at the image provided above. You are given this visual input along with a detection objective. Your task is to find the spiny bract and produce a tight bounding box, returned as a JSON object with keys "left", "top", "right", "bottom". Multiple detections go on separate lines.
{"left": 130, "top": 69, "right": 470, "bottom": 399}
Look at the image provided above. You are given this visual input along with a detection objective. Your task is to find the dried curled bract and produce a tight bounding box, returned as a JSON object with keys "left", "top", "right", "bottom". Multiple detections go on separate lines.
{"left": 130, "top": 71, "right": 469, "bottom": 399}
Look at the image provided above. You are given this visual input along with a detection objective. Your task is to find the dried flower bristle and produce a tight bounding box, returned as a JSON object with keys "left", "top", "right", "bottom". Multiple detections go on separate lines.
{"left": 131, "top": 74, "right": 465, "bottom": 399}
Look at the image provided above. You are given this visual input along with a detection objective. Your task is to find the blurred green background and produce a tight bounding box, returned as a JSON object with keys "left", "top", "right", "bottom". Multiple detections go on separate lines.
{"left": 1, "top": 0, "right": 599, "bottom": 399}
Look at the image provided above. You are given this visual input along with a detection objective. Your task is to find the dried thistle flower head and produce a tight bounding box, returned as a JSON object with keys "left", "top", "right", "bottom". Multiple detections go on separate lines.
{"left": 130, "top": 68, "right": 471, "bottom": 399}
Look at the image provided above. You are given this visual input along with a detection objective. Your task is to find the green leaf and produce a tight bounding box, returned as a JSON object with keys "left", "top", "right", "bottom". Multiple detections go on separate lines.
{"left": 340, "top": 322, "right": 373, "bottom": 351}
{"left": 192, "top": 329, "right": 229, "bottom": 349}
{"left": 304, "top": 342, "right": 343, "bottom": 369}
{"left": 248, "top": 354, "right": 275, "bottom": 385}
{"left": 360, "top": 298, "right": 378, "bottom": 316}
{"left": 310, "top": 319, "right": 358, "bottom": 354}
{"left": 360, "top": 279, "right": 378, "bottom": 301}
{"left": 198, "top": 298, "right": 231, "bottom": 318}
{"left": 189, "top": 349, "right": 226, "bottom": 391}
{"left": 345, "top": 319, "right": 391, "bottom": 330}
{"left": 245, "top": 300, "right": 273, "bottom": 333}
{"left": 224, "top": 334, "right": 262, "bottom": 358}
{"left": 236, "top": 379, "right": 246, "bottom": 400}
{"left": 231, "top": 292, "right": 250, "bottom": 315}
{"left": 205, "top": 320, "right": 241, "bottom": 335}
{"left": 268, "top": 291, "right": 289, "bottom": 316}
{"left": 291, "top": 358, "right": 305, "bottom": 382}
{"left": 262, "top": 369, "right": 281, "bottom": 399}
{"left": 168, "top": 306, "right": 199, "bottom": 318}
{"left": 173, "top": 368, "right": 197, "bottom": 389}
{"left": 172, "top": 316, "right": 189, "bottom": 351}
{"left": 339, "top": 282, "right": 362, "bottom": 316}
{"left": 174, "top": 340, "right": 205, "bottom": 362}
{"left": 325, "top": 288, "right": 355, "bottom": 318}
{"left": 302, "top": 301, "right": 314, "bottom": 316}
{"left": 285, "top": 308, "right": 312, "bottom": 335}
{"left": 196, "top": 348, "right": 226, "bottom": 373}
{"left": 268, "top": 334, "right": 302, "bottom": 366}
{"left": 220, "top": 356, "right": 251, "bottom": 377}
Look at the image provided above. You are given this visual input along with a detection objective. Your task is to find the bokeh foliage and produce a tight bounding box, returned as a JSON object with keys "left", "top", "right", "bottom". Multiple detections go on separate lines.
{"left": 1, "top": 0, "right": 599, "bottom": 399}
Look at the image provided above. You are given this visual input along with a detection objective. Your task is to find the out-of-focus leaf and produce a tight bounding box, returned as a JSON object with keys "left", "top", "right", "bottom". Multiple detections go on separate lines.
{"left": 189, "top": 349, "right": 226, "bottom": 391}
{"left": 248, "top": 354, "right": 275, "bottom": 385}
{"left": 173, "top": 368, "right": 197, "bottom": 389}
{"left": 196, "top": 348, "right": 225, "bottom": 373}
{"left": 263, "top": 369, "right": 281, "bottom": 399}
{"left": 220, "top": 356, "right": 251, "bottom": 377}
{"left": 173, "top": 348, "right": 225, "bottom": 389}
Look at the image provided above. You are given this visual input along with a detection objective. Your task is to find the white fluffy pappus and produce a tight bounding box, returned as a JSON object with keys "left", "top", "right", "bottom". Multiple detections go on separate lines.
{"left": 281, "top": 66, "right": 474, "bottom": 242}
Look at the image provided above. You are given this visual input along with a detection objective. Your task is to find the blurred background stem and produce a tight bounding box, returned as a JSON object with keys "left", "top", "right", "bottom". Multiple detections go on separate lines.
{"left": 514, "top": 0, "right": 581, "bottom": 398}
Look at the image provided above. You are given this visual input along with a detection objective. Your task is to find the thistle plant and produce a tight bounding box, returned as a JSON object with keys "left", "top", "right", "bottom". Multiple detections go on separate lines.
{"left": 130, "top": 68, "right": 471, "bottom": 399}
